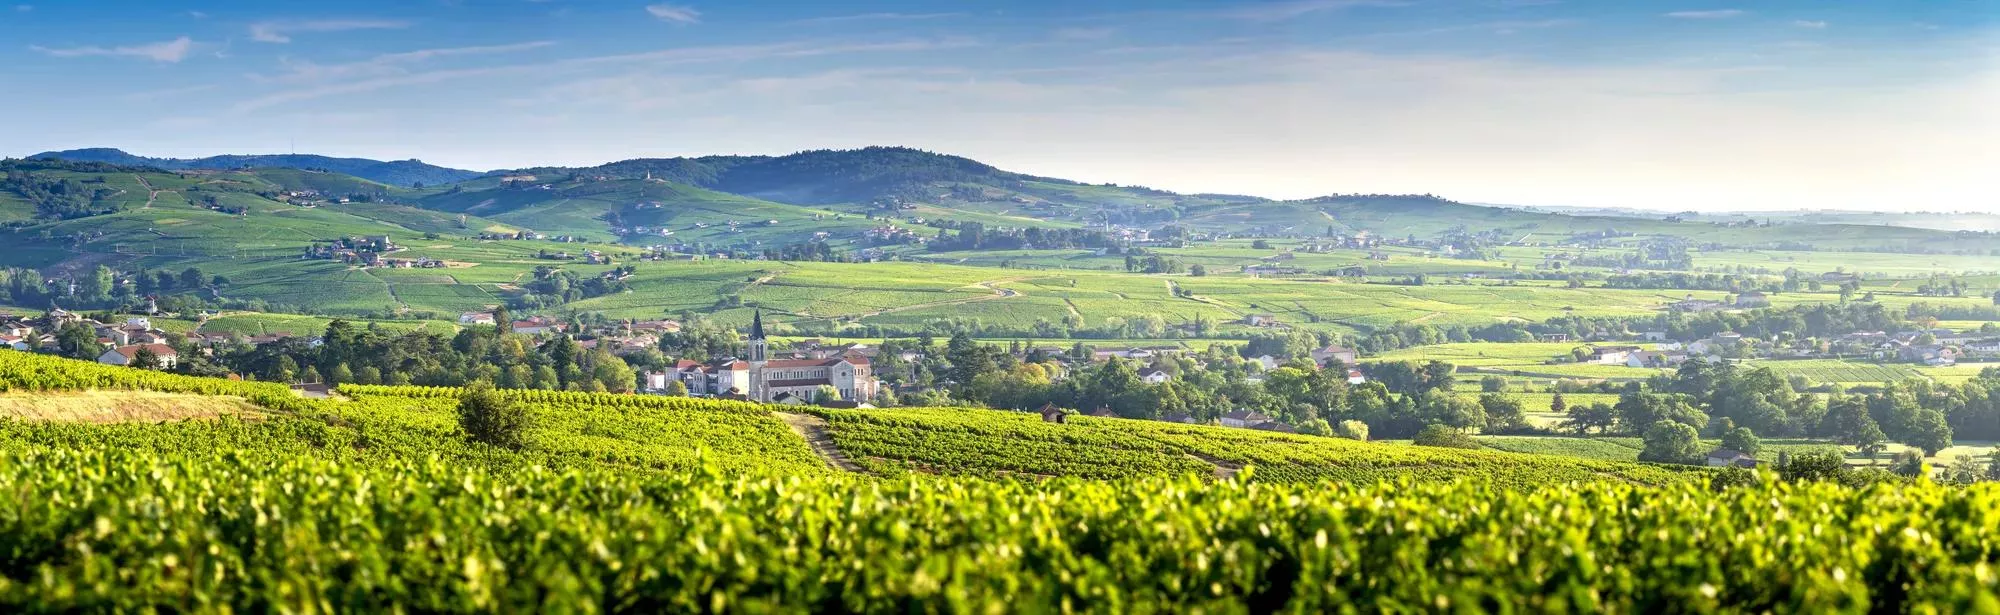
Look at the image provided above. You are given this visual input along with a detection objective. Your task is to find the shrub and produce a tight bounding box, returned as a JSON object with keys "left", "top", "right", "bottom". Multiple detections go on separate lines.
{"left": 1412, "top": 424, "right": 1477, "bottom": 449}
{"left": 458, "top": 382, "right": 530, "bottom": 450}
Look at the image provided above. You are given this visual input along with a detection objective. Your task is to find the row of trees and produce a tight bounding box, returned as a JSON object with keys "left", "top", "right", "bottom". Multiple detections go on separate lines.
{"left": 0, "top": 266, "right": 219, "bottom": 311}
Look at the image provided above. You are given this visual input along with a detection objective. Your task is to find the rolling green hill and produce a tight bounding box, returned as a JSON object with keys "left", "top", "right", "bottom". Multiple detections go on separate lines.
{"left": 415, "top": 176, "right": 887, "bottom": 245}
{"left": 31, "top": 148, "right": 482, "bottom": 187}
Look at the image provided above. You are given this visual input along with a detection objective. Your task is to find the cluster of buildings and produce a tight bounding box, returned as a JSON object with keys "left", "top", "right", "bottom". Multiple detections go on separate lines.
{"left": 641, "top": 313, "right": 879, "bottom": 404}
{"left": 1577, "top": 326, "right": 2000, "bottom": 369}
{"left": 1668, "top": 291, "right": 1771, "bottom": 313}
{"left": 301, "top": 236, "right": 447, "bottom": 268}
{"left": 0, "top": 310, "right": 193, "bottom": 368}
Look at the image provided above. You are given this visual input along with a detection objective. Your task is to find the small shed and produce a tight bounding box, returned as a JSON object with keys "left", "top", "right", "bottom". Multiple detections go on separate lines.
{"left": 1038, "top": 402, "right": 1066, "bottom": 424}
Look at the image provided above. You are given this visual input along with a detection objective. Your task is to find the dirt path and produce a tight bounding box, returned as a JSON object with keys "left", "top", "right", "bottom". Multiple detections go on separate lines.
{"left": 134, "top": 174, "right": 174, "bottom": 209}
{"left": 1167, "top": 279, "right": 1246, "bottom": 318}
{"left": 1186, "top": 452, "right": 1244, "bottom": 481}
{"left": 774, "top": 412, "right": 866, "bottom": 473}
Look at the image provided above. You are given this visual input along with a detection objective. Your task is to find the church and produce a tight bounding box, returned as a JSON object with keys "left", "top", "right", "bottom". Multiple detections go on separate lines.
{"left": 654, "top": 312, "right": 880, "bottom": 403}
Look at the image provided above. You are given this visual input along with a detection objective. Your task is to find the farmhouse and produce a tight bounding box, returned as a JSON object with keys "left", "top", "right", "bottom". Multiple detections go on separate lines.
{"left": 1220, "top": 410, "right": 1274, "bottom": 428}
{"left": 97, "top": 344, "right": 178, "bottom": 369}
{"left": 1138, "top": 367, "right": 1171, "bottom": 384}
{"left": 511, "top": 316, "right": 566, "bottom": 335}
{"left": 459, "top": 312, "right": 496, "bottom": 326}
{"left": 1704, "top": 448, "right": 1758, "bottom": 469}
{"left": 1242, "top": 314, "right": 1277, "bottom": 327}
{"left": 1312, "top": 344, "right": 1358, "bottom": 366}
{"left": 1735, "top": 291, "right": 1771, "bottom": 308}
{"left": 1589, "top": 345, "right": 1642, "bottom": 365}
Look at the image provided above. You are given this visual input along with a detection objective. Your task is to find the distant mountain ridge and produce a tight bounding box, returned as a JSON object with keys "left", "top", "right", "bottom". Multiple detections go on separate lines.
{"left": 28, "top": 148, "right": 482, "bottom": 187}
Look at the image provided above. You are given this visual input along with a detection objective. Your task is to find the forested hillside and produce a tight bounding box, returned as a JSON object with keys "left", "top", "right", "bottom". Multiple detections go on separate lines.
{"left": 32, "top": 148, "right": 482, "bottom": 187}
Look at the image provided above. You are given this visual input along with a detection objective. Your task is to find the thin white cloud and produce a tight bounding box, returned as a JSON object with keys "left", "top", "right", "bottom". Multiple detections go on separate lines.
{"left": 1053, "top": 27, "right": 1116, "bottom": 42}
{"left": 253, "top": 41, "right": 556, "bottom": 84}
{"left": 30, "top": 36, "right": 194, "bottom": 63}
{"left": 1664, "top": 9, "right": 1745, "bottom": 19}
{"left": 188, "top": 11, "right": 207, "bottom": 19}
{"left": 123, "top": 83, "right": 217, "bottom": 101}
{"left": 789, "top": 12, "right": 961, "bottom": 25}
{"left": 14, "top": 5, "right": 30, "bottom": 12}
{"left": 1793, "top": 20, "right": 1828, "bottom": 29}
{"left": 233, "top": 37, "right": 974, "bottom": 112}
{"left": 1223, "top": 0, "right": 1410, "bottom": 21}
{"left": 645, "top": 3, "right": 700, "bottom": 24}
{"left": 249, "top": 19, "right": 409, "bottom": 44}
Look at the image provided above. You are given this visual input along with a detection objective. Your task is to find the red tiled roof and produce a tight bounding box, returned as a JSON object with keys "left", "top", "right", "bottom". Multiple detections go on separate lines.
{"left": 111, "top": 343, "right": 177, "bottom": 358}
{"left": 762, "top": 358, "right": 841, "bottom": 368}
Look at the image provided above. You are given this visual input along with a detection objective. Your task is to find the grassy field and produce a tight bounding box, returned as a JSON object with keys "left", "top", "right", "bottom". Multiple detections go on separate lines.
{"left": 0, "top": 390, "right": 257, "bottom": 422}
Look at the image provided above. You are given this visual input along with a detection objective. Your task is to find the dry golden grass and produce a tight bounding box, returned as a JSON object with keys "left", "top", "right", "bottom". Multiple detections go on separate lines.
{"left": 0, "top": 391, "right": 260, "bottom": 423}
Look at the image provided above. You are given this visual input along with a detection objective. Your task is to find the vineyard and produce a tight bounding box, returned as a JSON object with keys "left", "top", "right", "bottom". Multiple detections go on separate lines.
{"left": 804, "top": 405, "right": 1698, "bottom": 488}
{"left": 2, "top": 353, "right": 1998, "bottom": 610}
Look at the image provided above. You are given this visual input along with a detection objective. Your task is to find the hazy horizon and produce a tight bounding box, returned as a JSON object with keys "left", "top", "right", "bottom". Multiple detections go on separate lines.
{"left": 3, "top": 0, "right": 1994, "bottom": 212}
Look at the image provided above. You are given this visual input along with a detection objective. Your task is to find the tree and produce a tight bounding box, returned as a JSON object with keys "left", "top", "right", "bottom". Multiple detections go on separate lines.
{"left": 1549, "top": 391, "right": 1567, "bottom": 415}
{"left": 55, "top": 323, "right": 99, "bottom": 360}
{"left": 1721, "top": 427, "right": 1760, "bottom": 457}
{"left": 272, "top": 356, "right": 298, "bottom": 383}
{"left": 178, "top": 267, "right": 205, "bottom": 291}
{"left": 1638, "top": 420, "right": 1703, "bottom": 465}
{"left": 1905, "top": 409, "right": 1953, "bottom": 456}
{"left": 329, "top": 363, "right": 354, "bottom": 385}
{"left": 1780, "top": 451, "right": 1850, "bottom": 483}
{"left": 666, "top": 380, "right": 689, "bottom": 397}
{"left": 1297, "top": 418, "right": 1332, "bottom": 437}
{"left": 814, "top": 384, "right": 842, "bottom": 402}
{"left": 1189, "top": 264, "right": 1207, "bottom": 277}
{"left": 1890, "top": 450, "right": 1926, "bottom": 478}
{"left": 458, "top": 382, "right": 530, "bottom": 450}
{"left": 1335, "top": 419, "right": 1369, "bottom": 441}
{"left": 1560, "top": 402, "right": 1617, "bottom": 435}
{"left": 1412, "top": 424, "right": 1478, "bottom": 449}
{"left": 85, "top": 265, "right": 114, "bottom": 304}
{"left": 1479, "top": 393, "right": 1527, "bottom": 432}
{"left": 131, "top": 346, "right": 161, "bottom": 370}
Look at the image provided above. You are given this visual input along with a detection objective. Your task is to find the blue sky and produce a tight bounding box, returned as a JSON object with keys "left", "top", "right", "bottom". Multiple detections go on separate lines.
{"left": 1, "top": 1, "right": 1993, "bottom": 211}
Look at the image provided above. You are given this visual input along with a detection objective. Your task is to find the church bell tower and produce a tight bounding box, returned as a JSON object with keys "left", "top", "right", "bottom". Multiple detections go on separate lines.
{"left": 748, "top": 310, "right": 768, "bottom": 363}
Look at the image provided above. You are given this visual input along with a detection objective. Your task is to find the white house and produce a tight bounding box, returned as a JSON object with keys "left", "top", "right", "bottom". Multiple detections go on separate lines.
{"left": 1220, "top": 410, "right": 1273, "bottom": 428}
{"left": 0, "top": 334, "right": 29, "bottom": 351}
{"left": 97, "top": 344, "right": 178, "bottom": 369}
{"left": 1704, "top": 448, "right": 1757, "bottom": 468}
{"left": 1589, "top": 345, "right": 1642, "bottom": 365}
{"left": 1311, "top": 344, "right": 1358, "bottom": 366}
{"left": 1139, "top": 368, "right": 1171, "bottom": 384}
{"left": 1345, "top": 368, "right": 1367, "bottom": 385}
{"left": 459, "top": 312, "right": 496, "bottom": 326}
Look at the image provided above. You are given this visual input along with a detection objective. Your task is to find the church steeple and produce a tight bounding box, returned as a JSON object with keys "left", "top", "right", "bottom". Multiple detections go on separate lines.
{"left": 747, "top": 310, "right": 768, "bottom": 363}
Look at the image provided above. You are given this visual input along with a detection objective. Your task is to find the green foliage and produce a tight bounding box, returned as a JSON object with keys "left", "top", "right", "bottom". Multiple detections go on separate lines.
{"left": 1721, "top": 427, "right": 1761, "bottom": 457}
{"left": 5, "top": 353, "right": 1998, "bottom": 610}
{"left": 457, "top": 382, "right": 529, "bottom": 450}
{"left": 1335, "top": 419, "right": 1369, "bottom": 441}
{"left": 1412, "top": 424, "right": 1479, "bottom": 450}
{"left": 1639, "top": 420, "right": 1703, "bottom": 465}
